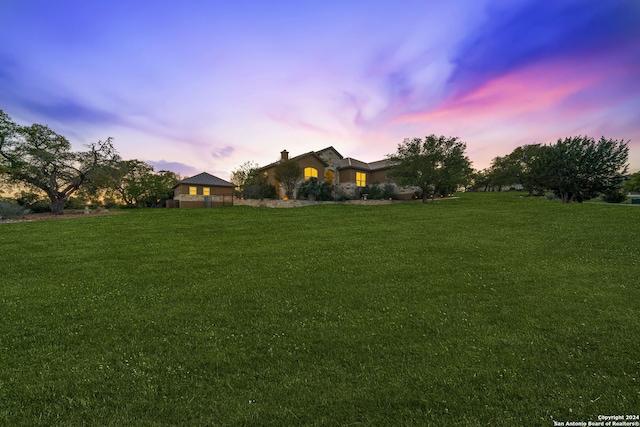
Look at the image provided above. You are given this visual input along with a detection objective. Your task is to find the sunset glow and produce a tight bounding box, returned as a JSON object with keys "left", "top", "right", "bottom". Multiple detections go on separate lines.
{"left": 1, "top": 0, "right": 638, "bottom": 177}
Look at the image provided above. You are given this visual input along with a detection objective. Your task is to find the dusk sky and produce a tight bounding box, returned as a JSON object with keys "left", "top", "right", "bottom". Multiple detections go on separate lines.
{"left": 2, "top": 0, "right": 639, "bottom": 179}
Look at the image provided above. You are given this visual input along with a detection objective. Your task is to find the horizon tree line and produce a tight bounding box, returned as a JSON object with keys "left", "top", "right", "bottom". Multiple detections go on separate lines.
{"left": 1, "top": 108, "right": 634, "bottom": 213}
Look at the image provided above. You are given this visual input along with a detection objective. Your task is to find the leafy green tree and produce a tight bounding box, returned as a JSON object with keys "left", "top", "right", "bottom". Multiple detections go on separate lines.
{"left": 274, "top": 158, "right": 301, "bottom": 199}
{"left": 470, "top": 169, "right": 490, "bottom": 192}
{"left": 107, "top": 160, "right": 178, "bottom": 207}
{"left": 387, "top": 135, "right": 472, "bottom": 203}
{"left": 243, "top": 171, "right": 276, "bottom": 200}
{"left": 509, "top": 144, "right": 547, "bottom": 195}
{"left": 480, "top": 144, "right": 546, "bottom": 193}
{"left": 79, "top": 159, "right": 178, "bottom": 208}
{"left": 486, "top": 155, "right": 520, "bottom": 191}
{"left": 529, "top": 136, "right": 628, "bottom": 203}
{"left": 230, "top": 161, "right": 259, "bottom": 197}
{"left": 139, "top": 170, "right": 179, "bottom": 207}
{"left": 0, "top": 110, "right": 119, "bottom": 214}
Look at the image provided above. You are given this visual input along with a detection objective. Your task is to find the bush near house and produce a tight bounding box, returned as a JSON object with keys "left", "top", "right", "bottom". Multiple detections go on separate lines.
{"left": 297, "top": 177, "right": 332, "bottom": 201}
{"left": 1, "top": 192, "right": 638, "bottom": 425}
{"left": 244, "top": 182, "right": 277, "bottom": 200}
{"left": 356, "top": 182, "right": 398, "bottom": 200}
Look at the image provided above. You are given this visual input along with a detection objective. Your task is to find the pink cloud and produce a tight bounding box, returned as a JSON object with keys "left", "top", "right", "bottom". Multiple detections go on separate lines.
{"left": 396, "top": 59, "right": 605, "bottom": 125}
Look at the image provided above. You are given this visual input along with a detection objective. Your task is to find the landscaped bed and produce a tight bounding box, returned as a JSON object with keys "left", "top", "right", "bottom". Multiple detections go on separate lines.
{"left": 1, "top": 192, "right": 638, "bottom": 425}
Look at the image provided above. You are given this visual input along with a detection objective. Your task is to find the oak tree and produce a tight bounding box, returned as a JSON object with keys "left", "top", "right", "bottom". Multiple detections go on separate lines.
{"left": 0, "top": 110, "right": 119, "bottom": 214}
{"left": 387, "top": 135, "right": 472, "bottom": 202}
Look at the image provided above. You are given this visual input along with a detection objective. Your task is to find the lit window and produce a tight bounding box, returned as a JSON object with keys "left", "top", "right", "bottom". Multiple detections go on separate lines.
{"left": 325, "top": 169, "right": 334, "bottom": 183}
{"left": 304, "top": 167, "right": 318, "bottom": 180}
{"left": 189, "top": 186, "right": 197, "bottom": 195}
{"left": 203, "top": 187, "right": 210, "bottom": 196}
{"left": 356, "top": 172, "right": 366, "bottom": 187}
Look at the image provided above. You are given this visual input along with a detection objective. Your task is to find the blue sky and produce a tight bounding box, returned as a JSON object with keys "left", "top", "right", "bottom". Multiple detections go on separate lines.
{"left": 2, "top": 0, "right": 639, "bottom": 178}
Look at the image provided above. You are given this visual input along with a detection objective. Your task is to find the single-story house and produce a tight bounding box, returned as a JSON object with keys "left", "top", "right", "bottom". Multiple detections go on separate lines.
{"left": 257, "top": 147, "right": 416, "bottom": 199}
{"left": 172, "top": 172, "right": 235, "bottom": 207}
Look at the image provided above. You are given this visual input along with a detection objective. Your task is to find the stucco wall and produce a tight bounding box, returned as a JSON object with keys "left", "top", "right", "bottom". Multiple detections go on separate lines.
{"left": 175, "top": 184, "right": 233, "bottom": 196}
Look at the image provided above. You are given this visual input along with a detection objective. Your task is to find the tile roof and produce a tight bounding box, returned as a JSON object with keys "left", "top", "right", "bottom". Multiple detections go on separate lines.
{"left": 368, "top": 159, "right": 393, "bottom": 170}
{"left": 175, "top": 172, "right": 235, "bottom": 187}
{"left": 339, "top": 157, "right": 370, "bottom": 169}
{"left": 339, "top": 157, "right": 392, "bottom": 171}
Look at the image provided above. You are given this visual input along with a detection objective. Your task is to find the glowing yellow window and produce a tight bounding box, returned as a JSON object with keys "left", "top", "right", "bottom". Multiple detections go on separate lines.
{"left": 325, "top": 169, "right": 334, "bottom": 184}
{"left": 203, "top": 187, "right": 210, "bottom": 196}
{"left": 189, "top": 186, "right": 197, "bottom": 195}
{"left": 356, "top": 172, "right": 366, "bottom": 187}
{"left": 304, "top": 167, "right": 318, "bottom": 180}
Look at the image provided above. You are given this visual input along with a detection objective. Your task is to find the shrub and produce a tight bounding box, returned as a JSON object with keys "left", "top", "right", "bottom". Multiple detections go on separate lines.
{"left": 102, "top": 197, "right": 123, "bottom": 209}
{"left": 602, "top": 188, "right": 627, "bottom": 204}
{"left": 65, "top": 196, "right": 86, "bottom": 210}
{"left": 0, "top": 200, "right": 28, "bottom": 219}
{"left": 28, "top": 200, "right": 51, "bottom": 213}
{"left": 297, "top": 178, "right": 332, "bottom": 201}
{"left": 358, "top": 183, "right": 388, "bottom": 200}
{"left": 368, "top": 183, "right": 383, "bottom": 200}
{"left": 14, "top": 191, "right": 50, "bottom": 212}
{"left": 333, "top": 186, "right": 351, "bottom": 201}
{"left": 381, "top": 183, "right": 398, "bottom": 200}
{"left": 245, "top": 183, "right": 276, "bottom": 200}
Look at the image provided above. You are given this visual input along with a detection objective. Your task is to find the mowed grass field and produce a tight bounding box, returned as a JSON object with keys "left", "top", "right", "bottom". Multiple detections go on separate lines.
{"left": 1, "top": 192, "right": 639, "bottom": 426}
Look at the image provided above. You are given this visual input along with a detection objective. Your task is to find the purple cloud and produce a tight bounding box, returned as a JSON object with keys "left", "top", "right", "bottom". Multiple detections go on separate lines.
{"left": 447, "top": 0, "right": 640, "bottom": 98}
{"left": 211, "top": 146, "right": 234, "bottom": 159}
{"left": 145, "top": 160, "right": 200, "bottom": 177}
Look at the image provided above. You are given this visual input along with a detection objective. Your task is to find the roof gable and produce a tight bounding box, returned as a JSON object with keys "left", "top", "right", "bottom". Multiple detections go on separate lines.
{"left": 314, "top": 146, "right": 343, "bottom": 165}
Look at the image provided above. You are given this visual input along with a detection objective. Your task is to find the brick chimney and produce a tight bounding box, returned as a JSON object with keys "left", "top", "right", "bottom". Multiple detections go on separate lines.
{"left": 280, "top": 150, "right": 289, "bottom": 161}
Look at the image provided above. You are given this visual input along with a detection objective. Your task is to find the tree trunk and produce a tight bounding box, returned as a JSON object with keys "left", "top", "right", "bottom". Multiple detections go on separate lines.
{"left": 561, "top": 192, "right": 574, "bottom": 203}
{"left": 50, "top": 197, "right": 66, "bottom": 215}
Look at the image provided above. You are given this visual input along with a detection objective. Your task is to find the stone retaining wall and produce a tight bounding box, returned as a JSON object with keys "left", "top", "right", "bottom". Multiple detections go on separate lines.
{"left": 234, "top": 199, "right": 399, "bottom": 208}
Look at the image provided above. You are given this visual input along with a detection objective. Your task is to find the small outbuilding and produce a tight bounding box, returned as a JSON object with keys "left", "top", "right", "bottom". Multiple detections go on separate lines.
{"left": 172, "top": 172, "right": 235, "bottom": 207}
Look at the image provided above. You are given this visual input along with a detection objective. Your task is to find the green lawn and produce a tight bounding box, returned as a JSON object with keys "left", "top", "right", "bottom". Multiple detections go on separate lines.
{"left": 1, "top": 192, "right": 638, "bottom": 426}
